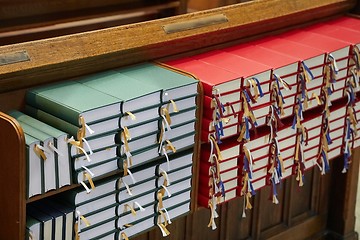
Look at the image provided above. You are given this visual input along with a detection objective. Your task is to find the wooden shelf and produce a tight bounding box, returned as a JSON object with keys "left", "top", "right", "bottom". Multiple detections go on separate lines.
{"left": 0, "top": 0, "right": 187, "bottom": 45}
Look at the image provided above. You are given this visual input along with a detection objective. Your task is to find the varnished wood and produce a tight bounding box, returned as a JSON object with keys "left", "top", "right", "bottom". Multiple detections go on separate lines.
{"left": 0, "top": 1, "right": 186, "bottom": 45}
{"left": 0, "top": 0, "right": 355, "bottom": 94}
{"left": 0, "top": 0, "right": 192, "bottom": 46}
{"left": 0, "top": 113, "right": 25, "bottom": 239}
{"left": 327, "top": 152, "right": 360, "bottom": 238}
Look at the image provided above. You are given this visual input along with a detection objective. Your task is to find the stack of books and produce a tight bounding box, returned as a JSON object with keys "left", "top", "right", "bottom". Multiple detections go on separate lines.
{"left": 118, "top": 63, "right": 198, "bottom": 162}
{"left": 9, "top": 110, "right": 71, "bottom": 198}
{"left": 163, "top": 15, "right": 360, "bottom": 230}
{"left": 26, "top": 199, "right": 74, "bottom": 240}
{"left": 26, "top": 80, "right": 122, "bottom": 192}
{"left": 117, "top": 150, "right": 193, "bottom": 239}
{"left": 71, "top": 176, "right": 119, "bottom": 240}
{"left": 23, "top": 62, "right": 198, "bottom": 239}
{"left": 69, "top": 150, "right": 194, "bottom": 240}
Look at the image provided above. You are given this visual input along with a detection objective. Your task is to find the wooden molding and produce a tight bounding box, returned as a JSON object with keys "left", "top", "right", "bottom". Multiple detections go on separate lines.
{"left": 0, "top": 113, "right": 25, "bottom": 239}
{"left": 0, "top": 0, "right": 356, "bottom": 93}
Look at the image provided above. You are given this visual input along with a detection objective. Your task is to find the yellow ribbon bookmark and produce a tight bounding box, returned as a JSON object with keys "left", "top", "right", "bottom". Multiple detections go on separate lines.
{"left": 169, "top": 99, "right": 179, "bottom": 113}
{"left": 165, "top": 140, "right": 176, "bottom": 153}
{"left": 83, "top": 172, "right": 95, "bottom": 190}
{"left": 123, "top": 126, "right": 131, "bottom": 141}
{"left": 34, "top": 144, "right": 47, "bottom": 160}
{"left": 79, "top": 215, "right": 91, "bottom": 227}
{"left": 125, "top": 111, "right": 136, "bottom": 120}
{"left": 121, "top": 132, "right": 131, "bottom": 154}
{"left": 157, "top": 191, "right": 164, "bottom": 210}
{"left": 162, "top": 107, "right": 172, "bottom": 126}
{"left": 120, "top": 232, "right": 129, "bottom": 240}
{"left": 124, "top": 204, "right": 137, "bottom": 216}
{"left": 209, "top": 135, "right": 223, "bottom": 160}
{"left": 157, "top": 210, "right": 171, "bottom": 236}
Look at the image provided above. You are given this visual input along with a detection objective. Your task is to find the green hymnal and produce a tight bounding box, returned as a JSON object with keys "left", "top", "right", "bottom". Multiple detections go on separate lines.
{"left": 24, "top": 133, "right": 43, "bottom": 198}
{"left": 9, "top": 110, "right": 72, "bottom": 188}
{"left": 76, "top": 70, "right": 162, "bottom": 114}
{"left": 26, "top": 81, "right": 121, "bottom": 127}
{"left": 20, "top": 122, "right": 57, "bottom": 193}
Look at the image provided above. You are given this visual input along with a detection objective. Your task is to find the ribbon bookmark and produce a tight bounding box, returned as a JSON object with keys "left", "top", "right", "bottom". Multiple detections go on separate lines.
{"left": 79, "top": 116, "right": 95, "bottom": 137}
{"left": 157, "top": 191, "right": 164, "bottom": 210}
{"left": 353, "top": 45, "right": 360, "bottom": 69}
{"left": 157, "top": 223, "right": 170, "bottom": 237}
{"left": 125, "top": 111, "right": 136, "bottom": 120}
{"left": 34, "top": 144, "right": 47, "bottom": 160}
{"left": 127, "top": 168, "right": 136, "bottom": 184}
{"left": 207, "top": 198, "right": 218, "bottom": 230}
{"left": 123, "top": 126, "right": 131, "bottom": 141}
{"left": 48, "top": 142, "right": 64, "bottom": 157}
{"left": 81, "top": 138, "right": 93, "bottom": 155}
{"left": 161, "top": 108, "right": 172, "bottom": 127}
{"left": 118, "top": 178, "right": 133, "bottom": 196}
{"left": 134, "top": 201, "right": 146, "bottom": 212}
{"left": 28, "top": 231, "right": 35, "bottom": 240}
{"left": 161, "top": 185, "right": 172, "bottom": 197}
{"left": 124, "top": 204, "right": 137, "bottom": 216}
{"left": 83, "top": 171, "right": 96, "bottom": 190}
{"left": 165, "top": 140, "right": 176, "bottom": 153}
{"left": 79, "top": 181, "right": 91, "bottom": 194}
{"left": 75, "top": 210, "right": 91, "bottom": 235}
{"left": 157, "top": 210, "right": 171, "bottom": 236}
{"left": 160, "top": 168, "right": 171, "bottom": 186}
{"left": 169, "top": 99, "right": 179, "bottom": 113}
{"left": 120, "top": 232, "right": 129, "bottom": 240}
{"left": 67, "top": 136, "right": 91, "bottom": 162}
{"left": 328, "top": 53, "right": 339, "bottom": 73}
{"left": 301, "top": 61, "right": 314, "bottom": 83}
{"left": 273, "top": 73, "right": 291, "bottom": 90}
{"left": 209, "top": 135, "right": 223, "bottom": 160}
{"left": 161, "top": 147, "right": 171, "bottom": 171}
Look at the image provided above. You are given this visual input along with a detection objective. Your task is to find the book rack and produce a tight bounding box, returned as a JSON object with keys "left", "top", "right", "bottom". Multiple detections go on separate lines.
{"left": 0, "top": 1, "right": 359, "bottom": 239}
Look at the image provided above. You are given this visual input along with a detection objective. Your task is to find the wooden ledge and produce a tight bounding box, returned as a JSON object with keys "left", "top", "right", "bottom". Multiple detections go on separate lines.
{"left": 0, "top": 0, "right": 356, "bottom": 92}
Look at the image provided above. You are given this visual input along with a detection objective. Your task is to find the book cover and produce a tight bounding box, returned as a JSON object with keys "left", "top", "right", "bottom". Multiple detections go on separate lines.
{"left": 76, "top": 70, "right": 162, "bottom": 113}
{"left": 9, "top": 110, "right": 72, "bottom": 188}
{"left": 26, "top": 80, "right": 121, "bottom": 127}
{"left": 24, "top": 133, "right": 43, "bottom": 198}
{"left": 21, "top": 122, "right": 57, "bottom": 193}
{"left": 119, "top": 63, "right": 198, "bottom": 102}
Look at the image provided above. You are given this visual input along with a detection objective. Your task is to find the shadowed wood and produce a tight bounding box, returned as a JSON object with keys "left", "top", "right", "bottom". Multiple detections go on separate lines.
{"left": 0, "top": 0, "right": 188, "bottom": 44}
{"left": 0, "top": 113, "right": 25, "bottom": 239}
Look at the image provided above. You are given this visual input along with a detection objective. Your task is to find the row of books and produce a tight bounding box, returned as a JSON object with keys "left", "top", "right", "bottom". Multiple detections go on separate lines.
{"left": 165, "top": 17, "right": 360, "bottom": 144}
{"left": 26, "top": 199, "right": 74, "bottom": 240}
{"left": 16, "top": 63, "right": 198, "bottom": 198}
{"left": 72, "top": 150, "right": 193, "bottom": 240}
{"left": 21, "top": 15, "right": 360, "bottom": 238}
{"left": 22, "top": 63, "right": 197, "bottom": 239}
{"left": 163, "top": 16, "right": 360, "bottom": 229}
{"left": 10, "top": 110, "right": 72, "bottom": 198}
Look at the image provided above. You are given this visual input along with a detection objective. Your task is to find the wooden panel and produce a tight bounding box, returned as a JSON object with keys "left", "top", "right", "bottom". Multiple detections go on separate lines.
{"left": 290, "top": 170, "right": 314, "bottom": 218}
{"left": 259, "top": 185, "right": 286, "bottom": 231}
{"left": 224, "top": 197, "right": 252, "bottom": 240}
{"left": 327, "top": 150, "right": 360, "bottom": 239}
{"left": 190, "top": 207, "right": 221, "bottom": 240}
{"left": 0, "top": 113, "right": 25, "bottom": 239}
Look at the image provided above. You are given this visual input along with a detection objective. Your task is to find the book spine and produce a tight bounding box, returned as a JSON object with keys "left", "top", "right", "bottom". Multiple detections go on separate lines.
{"left": 26, "top": 90, "right": 81, "bottom": 127}
{"left": 25, "top": 105, "right": 79, "bottom": 137}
